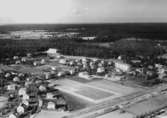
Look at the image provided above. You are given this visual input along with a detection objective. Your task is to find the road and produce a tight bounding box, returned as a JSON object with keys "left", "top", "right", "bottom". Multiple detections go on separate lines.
{"left": 63, "top": 84, "right": 167, "bottom": 118}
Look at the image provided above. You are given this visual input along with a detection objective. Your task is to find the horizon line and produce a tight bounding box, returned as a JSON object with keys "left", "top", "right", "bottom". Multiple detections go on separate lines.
{"left": 1, "top": 22, "right": 167, "bottom": 26}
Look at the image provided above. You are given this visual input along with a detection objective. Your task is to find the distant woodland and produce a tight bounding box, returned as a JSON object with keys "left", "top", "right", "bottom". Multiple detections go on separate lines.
{"left": 0, "top": 23, "right": 166, "bottom": 61}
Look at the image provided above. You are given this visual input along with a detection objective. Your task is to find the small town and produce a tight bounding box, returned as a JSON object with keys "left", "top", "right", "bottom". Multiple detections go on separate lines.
{"left": 1, "top": 44, "right": 167, "bottom": 118}
{"left": 1, "top": 0, "right": 167, "bottom": 118}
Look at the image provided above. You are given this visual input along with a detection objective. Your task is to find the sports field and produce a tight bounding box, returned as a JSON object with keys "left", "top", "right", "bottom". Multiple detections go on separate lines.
{"left": 75, "top": 86, "right": 114, "bottom": 101}
{"left": 56, "top": 82, "right": 117, "bottom": 103}
{"left": 52, "top": 79, "right": 141, "bottom": 104}
{"left": 87, "top": 80, "right": 141, "bottom": 95}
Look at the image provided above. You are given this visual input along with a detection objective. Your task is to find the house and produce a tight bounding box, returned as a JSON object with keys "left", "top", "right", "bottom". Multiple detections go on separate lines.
{"left": 38, "top": 99, "right": 43, "bottom": 108}
{"left": 39, "top": 85, "right": 47, "bottom": 92}
{"left": 21, "top": 57, "right": 27, "bottom": 62}
{"left": 15, "top": 60, "right": 21, "bottom": 64}
{"left": 26, "top": 53, "right": 32, "bottom": 58}
{"left": 59, "top": 59, "right": 67, "bottom": 65}
{"left": 47, "top": 101, "right": 56, "bottom": 110}
{"left": 5, "top": 73, "right": 11, "bottom": 78}
{"left": 9, "top": 113, "right": 17, "bottom": 118}
{"left": 46, "top": 48, "right": 59, "bottom": 57}
{"left": 13, "top": 56, "right": 19, "bottom": 60}
{"left": 78, "top": 72, "right": 93, "bottom": 80}
{"left": 44, "top": 72, "right": 51, "bottom": 79}
{"left": 81, "top": 36, "right": 96, "bottom": 40}
{"left": 18, "top": 88, "right": 27, "bottom": 96}
{"left": 7, "top": 84, "right": 17, "bottom": 91}
{"left": 82, "top": 58, "right": 87, "bottom": 62}
{"left": 46, "top": 93, "right": 54, "bottom": 99}
{"left": 97, "top": 67, "right": 105, "bottom": 74}
{"left": 104, "top": 74, "right": 124, "bottom": 81}
{"left": 33, "top": 61, "right": 38, "bottom": 66}
{"left": 18, "top": 73, "right": 24, "bottom": 77}
{"left": 69, "top": 69, "right": 76, "bottom": 75}
{"left": 22, "top": 94, "right": 30, "bottom": 100}
{"left": 51, "top": 66, "right": 56, "bottom": 71}
{"left": 114, "top": 61, "right": 131, "bottom": 72}
{"left": 40, "top": 59, "right": 46, "bottom": 64}
{"left": 16, "top": 105, "right": 25, "bottom": 114}
{"left": 22, "top": 100, "right": 29, "bottom": 106}
{"left": 46, "top": 48, "right": 58, "bottom": 54}
{"left": 57, "top": 71, "right": 66, "bottom": 77}
{"left": 69, "top": 61, "right": 75, "bottom": 66}
{"left": 13, "top": 77, "right": 20, "bottom": 82}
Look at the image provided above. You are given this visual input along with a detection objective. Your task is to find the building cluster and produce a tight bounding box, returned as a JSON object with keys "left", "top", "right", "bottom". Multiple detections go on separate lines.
{"left": 0, "top": 70, "right": 69, "bottom": 118}
{"left": 4, "top": 48, "right": 167, "bottom": 86}
{"left": 125, "top": 55, "right": 167, "bottom": 86}
{"left": 3, "top": 53, "right": 47, "bottom": 67}
{"left": 49, "top": 55, "right": 132, "bottom": 81}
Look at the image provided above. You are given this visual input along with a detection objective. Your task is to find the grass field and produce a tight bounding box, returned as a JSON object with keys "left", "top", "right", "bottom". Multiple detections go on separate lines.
{"left": 75, "top": 86, "right": 114, "bottom": 101}
{"left": 87, "top": 80, "right": 142, "bottom": 95}
{"left": 51, "top": 79, "right": 120, "bottom": 103}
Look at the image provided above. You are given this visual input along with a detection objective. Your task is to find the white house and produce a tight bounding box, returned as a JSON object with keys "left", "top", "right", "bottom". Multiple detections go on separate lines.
{"left": 46, "top": 93, "right": 54, "bottom": 99}
{"left": 81, "top": 36, "right": 96, "bottom": 40}
{"left": 7, "top": 84, "right": 17, "bottom": 91}
{"left": 59, "top": 59, "right": 67, "bottom": 65}
{"left": 9, "top": 114, "right": 17, "bottom": 118}
{"left": 114, "top": 61, "right": 131, "bottom": 72}
{"left": 46, "top": 48, "right": 60, "bottom": 57}
{"left": 16, "top": 105, "right": 25, "bottom": 114}
{"left": 47, "top": 102, "right": 56, "bottom": 110}
{"left": 78, "top": 72, "right": 93, "bottom": 80}
{"left": 39, "top": 85, "right": 47, "bottom": 92}
{"left": 18, "top": 88, "right": 27, "bottom": 96}
{"left": 97, "top": 67, "right": 105, "bottom": 74}
{"left": 57, "top": 71, "right": 66, "bottom": 77}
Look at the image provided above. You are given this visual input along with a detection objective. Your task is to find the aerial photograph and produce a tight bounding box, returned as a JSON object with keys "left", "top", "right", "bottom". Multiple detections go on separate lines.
{"left": 1, "top": 0, "right": 167, "bottom": 118}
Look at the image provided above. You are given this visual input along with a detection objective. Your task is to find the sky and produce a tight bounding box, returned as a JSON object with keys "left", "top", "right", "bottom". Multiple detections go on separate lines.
{"left": 0, "top": 0, "right": 167, "bottom": 24}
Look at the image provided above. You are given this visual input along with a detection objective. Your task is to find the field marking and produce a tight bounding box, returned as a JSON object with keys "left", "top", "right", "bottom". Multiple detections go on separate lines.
{"left": 56, "top": 85, "right": 119, "bottom": 103}
{"left": 52, "top": 79, "right": 123, "bottom": 103}
{"left": 83, "top": 83, "right": 121, "bottom": 96}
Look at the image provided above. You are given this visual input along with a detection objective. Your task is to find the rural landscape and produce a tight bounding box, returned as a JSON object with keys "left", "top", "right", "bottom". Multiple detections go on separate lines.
{"left": 0, "top": 23, "right": 167, "bottom": 118}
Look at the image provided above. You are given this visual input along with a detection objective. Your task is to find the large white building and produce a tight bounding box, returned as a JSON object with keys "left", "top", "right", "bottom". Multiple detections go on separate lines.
{"left": 81, "top": 36, "right": 96, "bottom": 40}
{"left": 46, "top": 48, "right": 58, "bottom": 55}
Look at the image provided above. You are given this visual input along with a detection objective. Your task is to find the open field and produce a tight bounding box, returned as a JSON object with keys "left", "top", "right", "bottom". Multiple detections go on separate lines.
{"left": 87, "top": 80, "right": 143, "bottom": 95}
{"left": 50, "top": 79, "right": 143, "bottom": 105}
{"left": 51, "top": 79, "right": 118, "bottom": 103}
{"left": 75, "top": 86, "right": 114, "bottom": 101}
